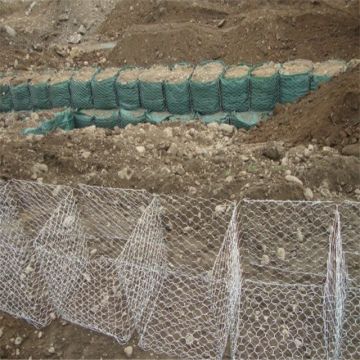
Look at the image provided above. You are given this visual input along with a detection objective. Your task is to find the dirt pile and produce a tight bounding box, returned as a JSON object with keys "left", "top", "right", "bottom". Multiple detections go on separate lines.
{"left": 245, "top": 64, "right": 360, "bottom": 151}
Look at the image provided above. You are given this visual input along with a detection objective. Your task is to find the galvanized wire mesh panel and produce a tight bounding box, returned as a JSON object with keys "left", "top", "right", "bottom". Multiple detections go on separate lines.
{"left": 0, "top": 179, "right": 71, "bottom": 327}
{"left": 137, "top": 195, "right": 239, "bottom": 359}
{"left": 233, "top": 200, "right": 339, "bottom": 359}
{"left": 35, "top": 185, "right": 154, "bottom": 343}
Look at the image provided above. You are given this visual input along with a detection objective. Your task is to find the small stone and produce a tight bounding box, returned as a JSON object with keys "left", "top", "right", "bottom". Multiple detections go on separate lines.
{"left": 207, "top": 122, "right": 219, "bottom": 129}
{"left": 277, "top": 248, "right": 286, "bottom": 261}
{"left": 284, "top": 170, "right": 291, "bottom": 176}
{"left": 188, "top": 187, "right": 197, "bottom": 196}
{"left": 215, "top": 204, "right": 227, "bottom": 214}
{"left": 219, "top": 123, "right": 235, "bottom": 134}
{"left": 68, "top": 33, "right": 82, "bottom": 44}
{"left": 303, "top": 188, "right": 314, "bottom": 201}
{"left": 118, "top": 168, "right": 134, "bottom": 181}
{"left": 4, "top": 25, "right": 16, "bottom": 37}
{"left": 129, "top": 5, "right": 134, "bottom": 11}
{"left": 25, "top": 265, "right": 34, "bottom": 274}
{"left": 296, "top": 228, "right": 304, "bottom": 242}
{"left": 83, "top": 273, "right": 91, "bottom": 282}
{"left": 59, "top": 14, "right": 69, "bottom": 21}
{"left": 342, "top": 144, "right": 359, "bottom": 157}
{"left": 262, "top": 141, "right": 283, "bottom": 161}
{"left": 50, "top": 312, "right": 56, "bottom": 320}
{"left": 136, "top": 146, "right": 145, "bottom": 154}
{"left": 281, "top": 157, "right": 289, "bottom": 166}
{"left": 14, "top": 337, "right": 23, "bottom": 345}
{"left": 63, "top": 215, "right": 75, "bottom": 228}
{"left": 261, "top": 255, "right": 270, "bottom": 265}
{"left": 285, "top": 175, "right": 303, "bottom": 186}
{"left": 78, "top": 24, "right": 86, "bottom": 35}
{"left": 294, "top": 339, "right": 302, "bottom": 347}
{"left": 217, "top": 19, "right": 226, "bottom": 28}
{"left": 303, "top": 149, "right": 311, "bottom": 158}
{"left": 281, "top": 328, "right": 289, "bottom": 337}
{"left": 167, "top": 143, "right": 178, "bottom": 156}
{"left": 38, "top": 331, "right": 43, "bottom": 339}
{"left": 32, "top": 163, "right": 48, "bottom": 173}
{"left": 175, "top": 164, "right": 185, "bottom": 176}
{"left": 90, "top": 249, "right": 97, "bottom": 255}
{"left": 16, "top": 349, "right": 20, "bottom": 356}
{"left": 124, "top": 346, "right": 133, "bottom": 358}
{"left": 185, "top": 334, "right": 194, "bottom": 345}
{"left": 82, "top": 151, "right": 91, "bottom": 159}
{"left": 0, "top": 327, "right": 3, "bottom": 338}
{"left": 48, "top": 347, "right": 55, "bottom": 354}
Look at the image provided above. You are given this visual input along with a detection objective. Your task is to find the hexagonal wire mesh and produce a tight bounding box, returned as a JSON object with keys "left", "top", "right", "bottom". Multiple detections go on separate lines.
{"left": 34, "top": 184, "right": 154, "bottom": 343}
{"left": 0, "top": 179, "right": 72, "bottom": 328}
{"left": 129, "top": 195, "right": 239, "bottom": 359}
{"left": 233, "top": 200, "right": 342, "bottom": 360}
{"left": 338, "top": 201, "right": 360, "bottom": 359}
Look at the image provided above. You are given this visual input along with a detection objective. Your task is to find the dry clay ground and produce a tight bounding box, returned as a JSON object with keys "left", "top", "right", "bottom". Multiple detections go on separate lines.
{"left": 0, "top": 0, "right": 359, "bottom": 359}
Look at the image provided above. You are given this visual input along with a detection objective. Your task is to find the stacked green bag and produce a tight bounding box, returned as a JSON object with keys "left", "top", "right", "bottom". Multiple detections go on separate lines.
{"left": 230, "top": 112, "right": 269, "bottom": 130}
{"left": 168, "top": 113, "right": 196, "bottom": 122}
{"left": 145, "top": 111, "right": 171, "bottom": 125}
{"left": 116, "top": 67, "right": 142, "bottom": 110}
{"left": 250, "top": 62, "right": 280, "bottom": 111}
{"left": 0, "top": 76, "right": 13, "bottom": 112}
{"left": 79, "top": 109, "right": 121, "bottom": 129}
{"left": 91, "top": 68, "right": 119, "bottom": 110}
{"left": 74, "top": 110, "right": 94, "bottom": 128}
{"left": 198, "top": 112, "right": 229, "bottom": 125}
{"left": 29, "top": 72, "right": 53, "bottom": 110}
{"left": 279, "top": 60, "right": 312, "bottom": 104}
{"left": 22, "top": 108, "right": 75, "bottom": 135}
{"left": 119, "top": 108, "right": 146, "bottom": 128}
{"left": 70, "top": 67, "right": 100, "bottom": 109}
{"left": 310, "top": 59, "right": 347, "bottom": 91}
{"left": 139, "top": 65, "right": 169, "bottom": 111}
{"left": 190, "top": 60, "right": 224, "bottom": 115}
{"left": 164, "top": 63, "right": 193, "bottom": 114}
{"left": 49, "top": 71, "right": 74, "bottom": 108}
{"left": 220, "top": 63, "right": 252, "bottom": 112}
{"left": 10, "top": 73, "right": 32, "bottom": 111}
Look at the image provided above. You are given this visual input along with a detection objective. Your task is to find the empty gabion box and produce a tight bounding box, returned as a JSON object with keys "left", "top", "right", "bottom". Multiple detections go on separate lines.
{"left": 34, "top": 184, "right": 154, "bottom": 343}
{"left": 233, "top": 200, "right": 341, "bottom": 360}
{"left": 132, "top": 195, "right": 240, "bottom": 359}
{"left": 0, "top": 179, "right": 71, "bottom": 327}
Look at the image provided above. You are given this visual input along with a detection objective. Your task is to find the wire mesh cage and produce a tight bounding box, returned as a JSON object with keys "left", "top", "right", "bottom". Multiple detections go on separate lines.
{"left": 0, "top": 179, "right": 72, "bottom": 327}
{"left": 233, "top": 200, "right": 341, "bottom": 359}
{"left": 34, "top": 184, "right": 154, "bottom": 343}
{"left": 135, "top": 195, "right": 239, "bottom": 359}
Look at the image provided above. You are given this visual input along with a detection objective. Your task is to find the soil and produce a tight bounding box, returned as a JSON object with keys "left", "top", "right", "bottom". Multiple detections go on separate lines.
{"left": 191, "top": 62, "right": 224, "bottom": 82}
{"left": 312, "top": 59, "right": 347, "bottom": 76}
{"left": 0, "top": 0, "right": 359, "bottom": 359}
{"left": 224, "top": 65, "right": 251, "bottom": 79}
{"left": 280, "top": 59, "right": 313, "bottom": 75}
{"left": 49, "top": 70, "right": 74, "bottom": 85}
{"left": 251, "top": 62, "right": 280, "bottom": 77}
{"left": 138, "top": 65, "right": 171, "bottom": 83}
{"left": 94, "top": 68, "right": 120, "bottom": 82}
{"left": 72, "top": 67, "right": 98, "bottom": 82}
{"left": 165, "top": 64, "right": 193, "bottom": 84}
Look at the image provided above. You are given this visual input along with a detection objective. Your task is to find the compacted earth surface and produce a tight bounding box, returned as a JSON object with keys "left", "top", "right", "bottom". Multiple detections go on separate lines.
{"left": 0, "top": 0, "right": 359, "bottom": 359}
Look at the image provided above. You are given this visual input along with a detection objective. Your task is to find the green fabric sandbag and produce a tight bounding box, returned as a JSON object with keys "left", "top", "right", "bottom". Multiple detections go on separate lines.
{"left": 168, "top": 113, "right": 197, "bottom": 122}
{"left": 190, "top": 60, "right": 225, "bottom": 115}
{"left": 49, "top": 71, "right": 73, "bottom": 108}
{"left": 250, "top": 62, "right": 280, "bottom": 112}
{"left": 74, "top": 111, "right": 94, "bottom": 128}
{"left": 92, "top": 69, "right": 119, "bottom": 110}
{"left": 230, "top": 111, "right": 269, "bottom": 130}
{"left": 310, "top": 59, "right": 347, "bottom": 91}
{"left": 11, "top": 81, "right": 32, "bottom": 111}
{"left": 119, "top": 108, "right": 146, "bottom": 128}
{"left": 145, "top": 111, "right": 171, "bottom": 125}
{"left": 198, "top": 112, "right": 229, "bottom": 125}
{"left": 22, "top": 108, "right": 75, "bottom": 135}
{"left": 164, "top": 62, "right": 193, "bottom": 115}
{"left": 220, "top": 63, "right": 252, "bottom": 112}
{"left": 80, "top": 109, "right": 121, "bottom": 129}
{"left": 70, "top": 67, "right": 100, "bottom": 109}
{"left": 279, "top": 60, "right": 312, "bottom": 104}
{"left": 116, "top": 67, "right": 142, "bottom": 110}
{"left": 139, "top": 65, "right": 169, "bottom": 112}
{"left": 30, "top": 73, "right": 53, "bottom": 110}
{"left": 0, "top": 84, "right": 12, "bottom": 112}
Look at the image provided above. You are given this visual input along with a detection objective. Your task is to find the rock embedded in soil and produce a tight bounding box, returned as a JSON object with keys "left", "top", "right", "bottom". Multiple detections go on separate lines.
{"left": 277, "top": 247, "right": 286, "bottom": 261}
{"left": 261, "top": 254, "right": 270, "bottom": 265}
{"left": 303, "top": 188, "right": 314, "bottom": 200}
{"left": 48, "top": 347, "right": 55, "bottom": 354}
{"left": 342, "top": 144, "right": 359, "bottom": 157}
{"left": 14, "top": 336, "right": 23, "bottom": 345}
{"left": 262, "top": 141, "right": 283, "bottom": 161}
{"left": 124, "top": 346, "right": 133, "bottom": 358}
{"left": 285, "top": 175, "right": 303, "bottom": 186}
{"left": 219, "top": 123, "right": 235, "bottom": 134}
{"left": 4, "top": 25, "right": 16, "bottom": 37}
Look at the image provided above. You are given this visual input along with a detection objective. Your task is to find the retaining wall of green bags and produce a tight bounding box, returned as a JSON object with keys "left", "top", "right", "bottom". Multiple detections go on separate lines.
{"left": 1, "top": 59, "right": 349, "bottom": 115}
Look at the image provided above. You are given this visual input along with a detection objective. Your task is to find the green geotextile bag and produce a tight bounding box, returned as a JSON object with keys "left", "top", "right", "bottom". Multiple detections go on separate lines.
{"left": 168, "top": 113, "right": 197, "bottom": 122}
{"left": 79, "top": 110, "right": 121, "bottom": 129}
{"left": 230, "top": 111, "right": 269, "bottom": 130}
{"left": 70, "top": 68, "right": 100, "bottom": 109}
{"left": 116, "top": 67, "right": 141, "bottom": 110}
{"left": 279, "top": 65, "right": 312, "bottom": 104}
{"left": 119, "top": 108, "right": 146, "bottom": 127}
{"left": 145, "top": 111, "right": 171, "bottom": 124}
{"left": 92, "top": 70, "right": 119, "bottom": 110}
{"left": 49, "top": 74, "right": 73, "bottom": 109}
{"left": 250, "top": 62, "right": 279, "bottom": 112}
{"left": 310, "top": 60, "right": 347, "bottom": 91}
{"left": 74, "top": 111, "right": 95, "bottom": 128}
{"left": 30, "top": 79, "right": 52, "bottom": 110}
{"left": 0, "top": 84, "right": 12, "bottom": 112}
{"left": 190, "top": 60, "right": 224, "bottom": 115}
{"left": 22, "top": 108, "right": 75, "bottom": 135}
{"left": 198, "top": 112, "right": 229, "bottom": 125}
{"left": 164, "top": 63, "right": 193, "bottom": 115}
{"left": 139, "top": 66, "right": 168, "bottom": 112}
{"left": 220, "top": 63, "right": 251, "bottom": 113}
{"left": 11, "top": 82, "right": 32, "bottom": 111}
